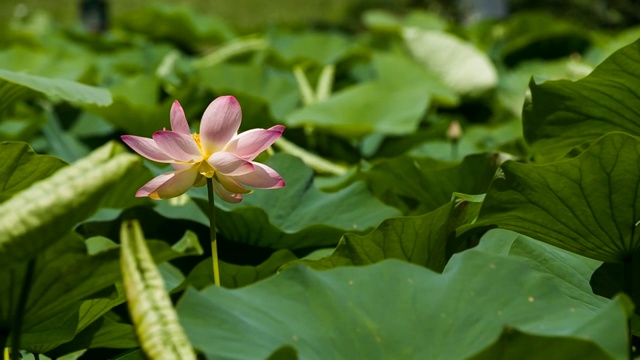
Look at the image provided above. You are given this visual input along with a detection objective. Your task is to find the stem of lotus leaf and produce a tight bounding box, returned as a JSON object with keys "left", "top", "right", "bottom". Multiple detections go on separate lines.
{"left": 11, "top": 259, "right": 36, "bottom": 360}
{"left": 206, "top": 178, "right": 221, "bottom": 287}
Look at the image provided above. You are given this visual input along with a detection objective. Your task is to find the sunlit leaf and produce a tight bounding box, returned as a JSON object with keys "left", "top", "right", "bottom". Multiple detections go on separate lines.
{"left": 403, "top": 28, "right": 497, "bottom": 96}
{"left": 0, "top": 69, "right": 111, "bottom": 112}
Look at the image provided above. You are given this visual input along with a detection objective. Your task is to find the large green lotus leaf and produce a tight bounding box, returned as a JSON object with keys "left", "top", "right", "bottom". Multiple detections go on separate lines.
{"left": 372, "top": 52, "right": 459, "bottom": 107}
{"left": 408, "top": 121, "right": 523, "bottom": 162}
{"left": 473, "top": 133, "right": 640, "bottom": 263}
{"left": 0, "top": 46, "right": 93, "bottom": 82}
{"left": 284, "top": 79, "right": 429, "bottom": 138}
{"left": 0, "top": 69, "right": 111, "bottom": 114}
{"left": 283, "top": 52, "right": 456, "bottom": 138}
{"left": 177, "top": 251, "right": 628, "bottom": 359}
{"left": 193, "top": 154, "right": 400, "bottom": 249}
{"left": 362, "top": 153, "right": 499, "bottom": 214}
{"left": 403, "top": 28, "right": 497, "bottom": 96}
{"left": 195, "top": 63, "right": 300, "bottom": 121}
{"left": 0, "top": 142, "right": 141, "bottom": 268}
{"left": 522, "top": 38, "right": 640, "bottom": 160}
{"left": 2, "top": 231, "right": 201, "bottom": 353}
{"left": 0, "top": 142, "right": 66, "bottom": 203}
{"left": 85, "top": 75, "right": 170, "bottom": 136}
{"left": 477, "top": 229, "right": 602, "bottom": 297}
{"left": 187, "top": 249, "right": 298, "bottom": 289}
{"left": 300, "top": 194, "right": 483, "bottom": 272}
{"left": 268, "top": 29, "right": 355, "bottom": 66}
{"left": 115, "top": 4, "right": 235, "bottom": 48}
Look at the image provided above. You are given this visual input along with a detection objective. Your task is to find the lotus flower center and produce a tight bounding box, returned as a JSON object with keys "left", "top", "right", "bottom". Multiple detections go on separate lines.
{"left": 191, "top": 133, "right": 215, "bottom": 178}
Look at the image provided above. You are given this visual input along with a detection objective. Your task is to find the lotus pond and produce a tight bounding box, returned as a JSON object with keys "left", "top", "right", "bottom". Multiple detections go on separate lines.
{"left": 2, "top": 3, "right": 640, "bottom": 360}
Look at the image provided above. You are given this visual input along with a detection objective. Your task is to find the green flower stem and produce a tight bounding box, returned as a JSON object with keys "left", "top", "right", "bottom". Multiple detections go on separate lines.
{"left": 274, "top": 137, "right": 347, "bottom": 176}
{"left": 11, "top": 259, "right": 36, "bottom": 360}
{"left": 206, "top": 178, "right": 221, "bottom": 287}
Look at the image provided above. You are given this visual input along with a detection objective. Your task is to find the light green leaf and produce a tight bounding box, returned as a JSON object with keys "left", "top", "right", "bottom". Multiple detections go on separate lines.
{"left": 199, "top": 154, "right": 401, "bottom": 249}
{"left": 0, "top": 142, "right": 141, "bottom": 268}
{"left": 268, "top": 29, "right": 355, "bottom": 66}
{"left": 474, "top": 133, "right": 640, "bottom": 263}
{"left": 177, "top": 251, "right": 627, "bottom": 359}
{"left": 0, "top": 68, "right": 111, "bottom": 109}
{"left": 196, "top": 63, "right": 300, "bottom": 121}
{"left": 120, "top": 220, "right": 196, "bottom": 360}
{"left": 115, "top": 4, "right": 235, "bottom": 48}
{"left": 86, "top": 75, "right": 170, "bottom": 136}
{"left": 285, "top": 81, "right": 429, "bottom": 137}
{"left": 285, "top": 51, "right": 458, "bottom": 137}
{"left": 408, "top": 121, "right": 523, "bottom": 162}
{"left": 523, "top": 38, "right": 640, "bottom": 160}
{"left": 362, "top": 9, "right": 448, "bottom": 33}
{"left": 403, "top": 28, "right": 497, "bottom": 96}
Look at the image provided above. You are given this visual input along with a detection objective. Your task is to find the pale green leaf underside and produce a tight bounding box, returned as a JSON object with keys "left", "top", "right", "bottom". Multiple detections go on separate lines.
{"left": 0, "top": 68, "right": 112, "bottom": 107}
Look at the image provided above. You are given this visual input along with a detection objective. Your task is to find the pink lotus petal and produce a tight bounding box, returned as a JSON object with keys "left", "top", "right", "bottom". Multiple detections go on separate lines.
{"left": 235, "top": 162, "right": 285, "bottom": 189}
{"left": 121, "top": 135, "right": 174, "bottom": 163}
{"left": 136, "top": 167, "right": 199, "bottom": 199}
{"left": 172, "top": 163, "right": 192, "bottom": 171}
{"left": 152, "top": 130, "right": 201, "bottom": 162}
{"left": 224, "top": 125, "right": 285, "bottom": 160}
{"left": 170, "top": 100, "right": 191, "bottom": 135}
{"left": 216, "top": 174, "right": 252, "bottom": 194}
{"left": 208, "top": 151, "right": 254, "bottom": 176}
{"left": 211, "top": 180, "right": 243, "bottom": 203}
{"left": 200, "top": 96, "right": 242, "bottom": 154}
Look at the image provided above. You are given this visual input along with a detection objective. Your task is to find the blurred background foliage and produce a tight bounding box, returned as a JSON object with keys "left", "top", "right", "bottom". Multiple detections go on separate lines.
{"left": 1, "top": 0, "right": 639, "bottom": 32}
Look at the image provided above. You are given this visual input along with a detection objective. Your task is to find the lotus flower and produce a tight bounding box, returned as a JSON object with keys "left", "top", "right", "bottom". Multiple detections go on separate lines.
{"left": 121, "top": 96, "right": 285, "bottom": 203}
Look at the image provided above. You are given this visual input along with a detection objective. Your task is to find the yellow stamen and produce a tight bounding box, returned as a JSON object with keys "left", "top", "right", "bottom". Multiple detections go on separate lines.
{"left": 191, "top": 133, "right": 202, "bottom": 153}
